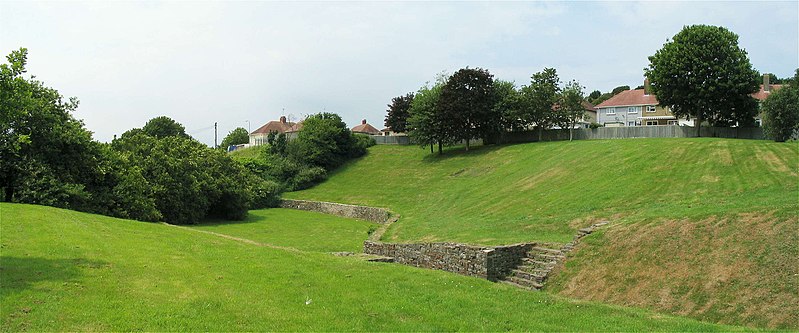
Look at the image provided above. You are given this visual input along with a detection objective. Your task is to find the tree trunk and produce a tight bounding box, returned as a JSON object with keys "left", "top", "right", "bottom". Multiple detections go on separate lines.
{"left": 695, "top": 112, "right": 702, "bottom": 137}
{"left": 4, "top": 187, "right": 13, "bottom": 202}
{"left": 569, "top": 121, "right": 574, "bottom": 141}
{"left": 438, "top": 141, "right": 443, "bottom": 155}
{"left": 465, "top": 138, "right": 470, "bottom": 151}
{"left": 538, "top": 126, "right": 543, "bottom": 141}
{"left": 430, "top": 143, "right": 433, "bottom": 154}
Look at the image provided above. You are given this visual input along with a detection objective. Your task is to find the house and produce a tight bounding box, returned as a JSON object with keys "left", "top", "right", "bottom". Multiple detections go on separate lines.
{"left": 594, "top": 81, "right": 682, "bottom": 127}
{"left": 249, "top": 116, "right": 296, "bottom": 146}
{"left": 753, "top": 74, "right": 784, "bottom": 126}
{"left": 380, "top": 127, "right": 407, "bottom": 136}
{"left": 351, "top": 119, "right": 380, "bottom": 135}
{"left": 579, "top": 101, "right": 598, "bottom": 127}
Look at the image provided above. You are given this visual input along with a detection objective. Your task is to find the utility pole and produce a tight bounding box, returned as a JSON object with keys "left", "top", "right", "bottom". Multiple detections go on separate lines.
{"left": 214, "top": 122, "right": 218, "bottom": 149}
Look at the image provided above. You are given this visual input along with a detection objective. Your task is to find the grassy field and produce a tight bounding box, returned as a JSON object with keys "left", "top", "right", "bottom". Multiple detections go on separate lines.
{"left": 286, "top": 138, "right": 798, "bottom": 245}
{"left": 1, "top": 203, "right": 743, "bottom": 331}
{"left": 191, "top": 208, "right": 377, "bottom": 253}
{"left": 285, "top": 138, "right": 798, "bottom": 328}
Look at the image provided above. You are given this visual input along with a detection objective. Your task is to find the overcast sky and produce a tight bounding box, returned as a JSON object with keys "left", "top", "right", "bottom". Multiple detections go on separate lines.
{"left": 2, "top": 1, "right": 797, "bottom": 146}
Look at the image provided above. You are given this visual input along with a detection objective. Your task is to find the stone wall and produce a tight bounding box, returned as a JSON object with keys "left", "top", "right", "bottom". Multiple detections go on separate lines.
{"left": 280, "top": 199, "right": 391, "bottom": 224}
{"left": 363, "top": 241, "right": 534, "bottom": 281}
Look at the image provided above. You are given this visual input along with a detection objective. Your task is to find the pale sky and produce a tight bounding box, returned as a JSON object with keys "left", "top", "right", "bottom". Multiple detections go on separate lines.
{"left": 2, "top": 1, "right": 797, "bottom": 146}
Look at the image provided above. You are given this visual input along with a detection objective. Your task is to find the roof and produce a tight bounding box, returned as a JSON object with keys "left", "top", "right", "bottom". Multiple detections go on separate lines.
{"left": 250, "top": 116, "right": 295, "bottom": 135}
{"left": 285, "top": 120, "right": 304, "bottom": 133}
{"left": 595, "top": 89, "right": 658, "bottom": 108}
{"left": 352, "top": 120, "right": 380, "bottom": 135}
{"left": 752, "top": 84, "right": 784, "bottom": 101}
{"left": 581, "top": 101, "right": 597, "bottom": 112}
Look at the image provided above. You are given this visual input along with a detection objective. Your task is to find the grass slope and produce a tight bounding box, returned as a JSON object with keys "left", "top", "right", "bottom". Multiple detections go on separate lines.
{"left": 286, "top": 138, "right": 797, "bottom": 245}
{"left": 192, "top": 208, "right": 377, "bottom": 253}
{"left": 1, "top": 203, "right": 740, "bottom": 331}
{"left": 286, "top": 138, "right": 798, "bottom": 328}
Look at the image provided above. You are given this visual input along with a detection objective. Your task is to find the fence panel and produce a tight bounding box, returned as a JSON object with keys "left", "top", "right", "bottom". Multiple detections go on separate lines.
{"left": 487, "top": 126, "right": 765, "bottom": 144}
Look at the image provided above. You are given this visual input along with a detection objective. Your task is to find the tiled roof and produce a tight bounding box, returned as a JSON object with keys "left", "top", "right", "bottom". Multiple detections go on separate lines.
{"left": 250, "top": 117, "right": 296, "bottom": 134}
{"left": 582, "top": 101, "right": 597, "bottom": 111}
{"left": 352, "top": 120, "right": 380, "bottom": 135}
{"left": 752, "top": 84, "right": 784, "bottom": 101}
{"left": 595, "top": 89, "right": 658, "bottom": 108}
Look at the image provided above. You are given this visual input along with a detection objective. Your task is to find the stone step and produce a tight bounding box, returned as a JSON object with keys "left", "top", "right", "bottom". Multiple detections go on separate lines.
{"left": 530, "top": 247, "right": 563, "bottom": 255}
{"left": 514, "top": 266, "right": 550, "bottom": 275}
{"left": 498, "top": 279, "right": 540, "bottom": 291}
{"left": 522, "top": 258, "right": 557, "bottom": 268}
{"left": 533, "top": 253, "right": 565, "bottom": 261}
{"left": 503, "top": 276, "right": 544, "bottom": 289}
{"left": 511, "top": 269, "right": 548, "bottom": 283}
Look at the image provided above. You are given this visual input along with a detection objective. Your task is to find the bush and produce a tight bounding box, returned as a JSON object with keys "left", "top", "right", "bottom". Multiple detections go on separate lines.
{"left": 589, "top": 122, "right": 602, "bottom": 129}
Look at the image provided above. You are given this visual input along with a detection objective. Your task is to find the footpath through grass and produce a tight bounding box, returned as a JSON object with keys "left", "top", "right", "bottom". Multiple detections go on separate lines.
{"left": 1, "top": 203, "right": 743, "bottom": 331}
{"left": 286, "top": 138, "right": 798, "bottom": 245}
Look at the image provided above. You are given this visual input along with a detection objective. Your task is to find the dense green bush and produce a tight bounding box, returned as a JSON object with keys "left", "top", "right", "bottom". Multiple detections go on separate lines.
{"left": 762, "top": 70, "right": 799, "bottom": 142}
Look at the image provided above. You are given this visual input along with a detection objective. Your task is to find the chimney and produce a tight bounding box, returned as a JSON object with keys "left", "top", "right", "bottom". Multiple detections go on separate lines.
{"left": 280, "top": 116, "right": 286, "bottom": 123}
{"left": 763, "top": 74, "right": 771, "bottom": 92}
{"left": 361, "top": 119, "right": 367, "bottom": 125}
{"left": 644, "top": 78, "right": 651, "bottom": 95}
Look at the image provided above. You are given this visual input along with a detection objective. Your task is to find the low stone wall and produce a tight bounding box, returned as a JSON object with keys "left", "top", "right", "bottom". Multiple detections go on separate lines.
{"left": 280, "top": 199, "right": 391, "bottom": 224}
{"left": 364, "top": 241, "right": 534, "bottom": 280}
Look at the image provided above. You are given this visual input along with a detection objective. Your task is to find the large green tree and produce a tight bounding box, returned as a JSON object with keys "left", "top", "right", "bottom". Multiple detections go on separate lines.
{"left": 520, "top": 68, "right": 562, "bottom": 141}
{"left": 0, "top": 48, "right": 103, "bottom": 206}
{"left": 407, "top": 81, "right": 448, "bottom": 154}
{"left": 762, "top": 70, "right": 799, "bottom": 142}
{"left": 384, "top": 92, "right": 414, "bottom": 133}
{"left": 646, "top": 25, "right": 760, "bottom": 136}
{"left": 220, "top": 127, "right": 249, "bottom": 149}
{"left": 558, "top": 80, "right": 587, "bottom": 141}
{"left": 437, "top": 67, "right": 497, "bottom": 151}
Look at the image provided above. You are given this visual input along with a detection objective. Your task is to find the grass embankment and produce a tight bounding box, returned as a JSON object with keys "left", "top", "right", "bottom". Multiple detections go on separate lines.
{"left": 1, "top": 203, "right": 741, "bottom": 331}
{"left": 286, "top": 138, "right": 798, "bottom": 329}
{"left": 286, "top": 138, "right": 797, "bottom": 245}
{"left": 227, "top": 144, "right": 267, "bottom": 159}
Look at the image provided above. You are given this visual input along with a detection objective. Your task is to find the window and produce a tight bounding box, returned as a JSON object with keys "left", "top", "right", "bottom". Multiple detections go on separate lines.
{"left": 667, "top": 120, "right": 679, "bottom": 125}
{"left": 646, "top": 120, "right": 659, "bottom": 126}
{"left": 606, "top": 108, "right": 615, "bottom": 115}
{"left": 628, "top": 107, "right": 638, "bottom": 114}
{"left": 627, "top": 121, "right": 636, "bottom": 127}
{"left": 647, "top": 106, "right": 656, "bottom": 113}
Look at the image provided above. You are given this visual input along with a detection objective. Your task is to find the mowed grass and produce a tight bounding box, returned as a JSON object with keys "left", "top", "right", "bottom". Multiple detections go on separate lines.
{"left": 1, "top": 203, "right": 744, "bottom": 331}
{"left": 191, "top": 208, "right": 376, "bottom": 253}
{"left": 286, "top": 138, "right": 798, "bottom": 245}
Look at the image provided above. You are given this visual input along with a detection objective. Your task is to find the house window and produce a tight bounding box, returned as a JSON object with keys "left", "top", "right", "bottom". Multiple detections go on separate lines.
{"left": 667, "top": 120, "right": 678, "bottom": 125}
{"left": 606, "top": 108, "right": 615, "bottom": 115}
{"left": 646, "top": 120, "right": 659, "bottom": 126}
{"left": 628, "top": 107, "right": 638, "bottom": 114}
{"left": 647, "top": 106, "right": 656, "bottom": 113}
{"left": 627, "top": 121, "right": 636, "bottom": 127}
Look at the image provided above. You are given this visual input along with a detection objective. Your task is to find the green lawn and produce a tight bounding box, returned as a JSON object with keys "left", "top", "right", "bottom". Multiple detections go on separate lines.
{"left": 1, "top": 203, "right": 743, "bottom": 331}
{"left": 286, "top": 138, "right": 798, "bottom": 245}
{"left": 191, "top": 208, "right": 377, "bottom": 253}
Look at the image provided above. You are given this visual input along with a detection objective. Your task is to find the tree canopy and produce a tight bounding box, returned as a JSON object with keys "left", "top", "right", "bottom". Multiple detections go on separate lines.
{"left": 762, "top": 69, "right": 799, "bottom": 142}
{"left": 437, "top": 67, "right": 497, "bottom": 151}
{"left": 646, "top": 25, "right": 760, "bottom": 135}
{"left": 142, "top": 116, "right": 189, "bottom": 139}
{"left": 220, "top": 127, "right": 250, "bottom": 149}
{"left": 385, "top": 93, "right": 414, "bottom": 133}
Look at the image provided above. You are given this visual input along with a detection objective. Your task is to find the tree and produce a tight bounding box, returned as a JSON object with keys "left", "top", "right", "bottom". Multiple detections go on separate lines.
{"left": 762, "top": 70, "right": 799, "bottom": 142}
{"left": 385, "top": 93, "right": 414, "bottom": 133}
{"left": 520, "top": 68, "right": 561, "bottom": 141}
{"left": 288, "top": 112, "right": 360, "bottom": 170}
{"left": 220, "top": 127, "right": 249, "bottom": 149}
{"left": 437, "top": 67, "right": 497, "bottom": 151}
{"left": 492, "top": 80, "right": 523, "bottom": 142}
{"left": 407, "top": 80, "right": 448, "bottom": 154}
{"left": 611, "top": 85, "right": 630, "bottom": 95}
{"left": 142, "top": 116, "right": 189, "bottom": 139}
{"left": 646, "top": 25, "right": 760, "bottom": 136}
{"left": 0, "top": 48, "right": 103, "bottom": 207}
{"left": 588, "top": 90, "right": 602, "bottom": 102}
{"left": 558, "top": 80, "right": 586, "bottom": 141}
